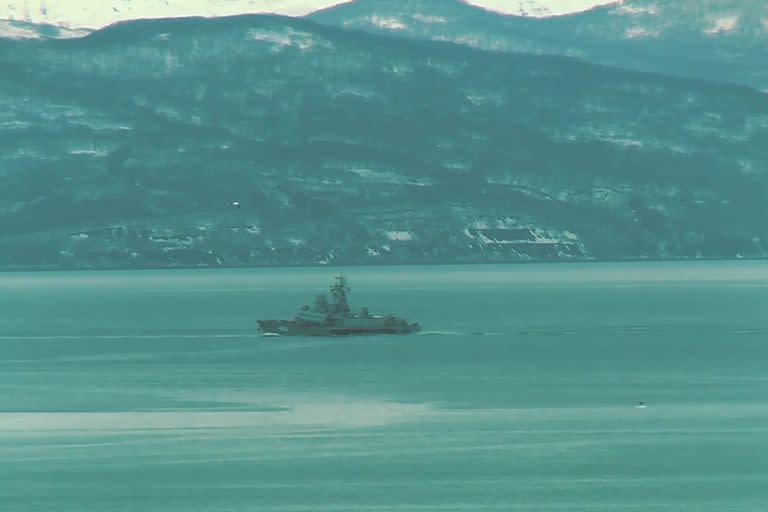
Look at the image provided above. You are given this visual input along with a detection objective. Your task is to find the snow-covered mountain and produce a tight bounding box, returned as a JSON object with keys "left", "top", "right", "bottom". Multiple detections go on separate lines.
{"left": 0, "top": 0, "right": 353, "bottom": 30}
{"left": 564, "top": 0, "right": 768, "bottom": 40}
{"left": 309, "top": 0, "right": 768, "bottom": 91}
{"left": 0, "top": 0, "right": 614, "bottom": 31}
{"left": 2, "top": 15, "right": 767, "bottom": 270}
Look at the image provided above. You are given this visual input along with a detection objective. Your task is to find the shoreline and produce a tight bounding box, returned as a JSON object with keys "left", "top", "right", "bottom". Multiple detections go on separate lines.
{"left": 1, "top": 255, "right": 766, "bottom": 274}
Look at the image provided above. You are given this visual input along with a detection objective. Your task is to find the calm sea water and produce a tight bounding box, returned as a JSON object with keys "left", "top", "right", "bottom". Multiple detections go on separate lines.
{"left": 2, "top": 262, "right": 768, "bottom": 511}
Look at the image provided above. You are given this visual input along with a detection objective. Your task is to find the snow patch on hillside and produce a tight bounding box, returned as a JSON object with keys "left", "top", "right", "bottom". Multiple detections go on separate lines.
{"left": 703, "top": 15, "right": 739, "bottom": 35}
{"left": 625, "top": 26, "right": 660, "bottom": 39}
{"left": 386, "top": 231, "right": 414, "bottom": 242}
{"left": 349, "top": 168, "right": 430, "bottom": 187}
{"left": 615, "top": 4, "right": 657, "bottom": 16}
{"left": 366, "top": 15, "right": 408, "bottom": 31}
{"left": 412, "top": 14, "right": 448, "bottom": 24}
{"left": 249, "top": 27, "right": 330, "bottom": 53}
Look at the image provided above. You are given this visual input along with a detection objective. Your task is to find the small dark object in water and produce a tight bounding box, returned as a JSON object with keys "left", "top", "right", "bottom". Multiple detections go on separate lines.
{"left": 636, "top": 401, "right": 647, "bottom": 408}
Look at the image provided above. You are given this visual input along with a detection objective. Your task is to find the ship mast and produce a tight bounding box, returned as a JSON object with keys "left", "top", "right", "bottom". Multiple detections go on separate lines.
{"left": 330, "top": 275, "right": 351, "bottom": 315}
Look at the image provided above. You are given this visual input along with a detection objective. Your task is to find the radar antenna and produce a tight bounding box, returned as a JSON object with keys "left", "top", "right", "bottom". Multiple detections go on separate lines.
{"left": 330, "top": 276, "right": 351, "bottom": 315}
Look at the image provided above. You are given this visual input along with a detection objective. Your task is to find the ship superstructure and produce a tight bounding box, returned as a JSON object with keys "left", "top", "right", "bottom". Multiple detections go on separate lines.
{"left": 258, "top": 276, "right": 420, "bottom": 336}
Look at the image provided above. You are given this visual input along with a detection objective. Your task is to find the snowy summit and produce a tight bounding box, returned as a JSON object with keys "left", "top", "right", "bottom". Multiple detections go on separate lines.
{"left": 0, "top": 0, "right": 618, "bottom": 31}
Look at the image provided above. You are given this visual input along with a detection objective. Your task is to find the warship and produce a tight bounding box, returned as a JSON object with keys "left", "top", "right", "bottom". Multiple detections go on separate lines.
{"left": 258, "top": 276, "right": 421, "bottom": 336}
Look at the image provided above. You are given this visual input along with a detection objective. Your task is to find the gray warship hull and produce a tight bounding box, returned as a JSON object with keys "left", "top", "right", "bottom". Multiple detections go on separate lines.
{"left": 257, "top": 276, "right": 420, "bottom": 337}
{"left": 258, "top": 318, "right": 420, "bottom": 336}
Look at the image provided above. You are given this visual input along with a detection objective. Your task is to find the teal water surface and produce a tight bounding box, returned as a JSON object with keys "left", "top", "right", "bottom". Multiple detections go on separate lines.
{"left": 2, "top": 262, "right": 768, "bottom": 511}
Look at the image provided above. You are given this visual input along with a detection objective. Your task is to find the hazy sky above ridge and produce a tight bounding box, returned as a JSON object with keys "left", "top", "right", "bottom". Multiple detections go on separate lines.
{"left": 469, "top": 0, "right": 618, "bottom": 15}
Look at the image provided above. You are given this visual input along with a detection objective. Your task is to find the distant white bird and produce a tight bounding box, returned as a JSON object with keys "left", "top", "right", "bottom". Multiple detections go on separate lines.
{"left": 229, "top": 201, "right": 241, "bottom": 209}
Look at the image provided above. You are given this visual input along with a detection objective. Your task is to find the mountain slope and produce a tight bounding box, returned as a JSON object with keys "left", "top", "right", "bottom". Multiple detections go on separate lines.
{"left": 0, "top": 19, "right": 90, "bottom": 39}
{"left": 309, "top": 0, "right": 768, "bottom": 91}
{"left": 1, "top": 14, "right": 767, "bottom": 269}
